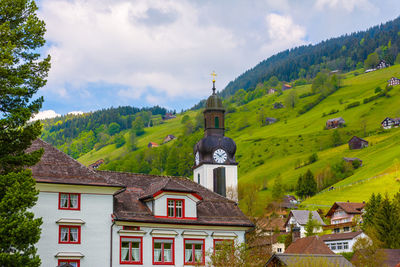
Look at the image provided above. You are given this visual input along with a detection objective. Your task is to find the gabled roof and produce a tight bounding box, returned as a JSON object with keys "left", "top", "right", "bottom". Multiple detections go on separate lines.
{"left": 97, "top": 170, "right": 254, "bottom": 227}
{"left": 285, "top": 210, "right": 325, "bottom": 227}
{"left": 257, "top": 216, "right": 286, "bottom": 232}
{"left": 266, "top": 254, "right": 353, "bottom": 267}
{"left": 27, "top": 139, "right": 123, "bottom": 188}
{"left": 348, "top": 136, "right": 368, "bottom": 143}
{"left": 326, "top": 202, "right": 365, "bottom": 217}
{"left": 320, "top": 231, "right": 363, "bottom": 242}
{"left": 381, "top": 249, "right": 400, "bottom": 267}
{"left": 285, "top": 236, "right": 334, "bottom": 255}
{"left": 327, "top": 117, "right": 345, "bottom": 123}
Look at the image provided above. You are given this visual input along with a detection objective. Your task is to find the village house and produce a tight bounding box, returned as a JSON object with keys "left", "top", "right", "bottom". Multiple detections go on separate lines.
{"left": 388, "top": 77, "right": 400, "bottom": 86}
{"left": 376, "top": 59, "right": 390, "bottom": 69}
{"left": 343, "top": 157, "right": 363, "bottom": 167}
{"left": 381, "top": 117, "right": 400, "bottom": 129}
{"left": 348, "top": 136, "right": 368, "bottom": 150}
{"left": 265, "top": 117, "right": 277, "bottom": 125}
{"left": 162, "top": 113, "right": 176, "bottom": 120}
{"left": 148, "top": 141, "right": 159, "bottom": 148}
{"left": 250, "top": 234, "right": 285, "bottom": 254}
{"left": 282, "top": 83, "right": 292, "bottom": 90}
{"left": 88, "top": 158, "right": 104, "bottom": 169}
{"left": 268, "top": 88, "right": 277, "bottom": 94}
{"left": 326, "top": 117, "right": 345, "bottom": 129}
{"left": 280, "top": 195, "right": 298, "bottom": 210}
{"left": 163, "top": 134, "right": 176, "bottom": 144}
{"left": 265, "top": 236, "right": 353, "bottom": 267}
{"left": 321, "top": 231, "right": 366, "bottom": 253}
{"left": 324, "top": 201, "right": 365, "bottom": 234}
{"left": 29, "top": 81, "right": 253, "bottom": 267}
{"left": 284, "top": 210, "right": 325, "bottom": 238}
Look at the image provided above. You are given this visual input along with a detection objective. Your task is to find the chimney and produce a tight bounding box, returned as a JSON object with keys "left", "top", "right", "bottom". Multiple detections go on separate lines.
{"left": 292, "top": 227, "right": 301, "bottom": 242}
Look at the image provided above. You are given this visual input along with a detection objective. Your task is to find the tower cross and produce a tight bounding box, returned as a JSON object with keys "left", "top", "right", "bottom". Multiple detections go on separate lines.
{"left": 211, "top": 71, "right": 217, "bottom": 94}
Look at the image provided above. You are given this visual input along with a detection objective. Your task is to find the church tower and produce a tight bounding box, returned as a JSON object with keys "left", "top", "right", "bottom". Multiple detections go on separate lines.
{"left": 193, "top": 73, "right": 238, "bottom": 201}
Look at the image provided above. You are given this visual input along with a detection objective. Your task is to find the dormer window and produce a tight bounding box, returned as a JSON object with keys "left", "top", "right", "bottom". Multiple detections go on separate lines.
{"left": 167, "top": 199, "right": 184, "bottom": 218}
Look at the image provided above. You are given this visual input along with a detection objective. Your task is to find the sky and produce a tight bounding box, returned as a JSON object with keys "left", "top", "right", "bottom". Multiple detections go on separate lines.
{"left": 33, "top": 0, "right": 400, "bottom": 119}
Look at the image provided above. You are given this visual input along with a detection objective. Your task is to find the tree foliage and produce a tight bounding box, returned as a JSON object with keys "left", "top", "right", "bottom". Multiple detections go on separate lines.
{"left": 0, "top": 0, "right": 51, "bottom": 265}
{"left": 296, "top": 169, "right": 317, "bottom": 198}
{"left": 305, "top": 211, "right": 320, "bottom": 237}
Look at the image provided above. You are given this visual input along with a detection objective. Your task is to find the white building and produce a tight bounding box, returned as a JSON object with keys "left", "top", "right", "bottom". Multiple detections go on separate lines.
{"left": 284, "top": 210, "right": 325, "bottom": 238}
{"left": 321, "top": 231, "right": 366, "bottom": 253}
{"left": 29, "top": 82, "right": 253, "bottom": 267}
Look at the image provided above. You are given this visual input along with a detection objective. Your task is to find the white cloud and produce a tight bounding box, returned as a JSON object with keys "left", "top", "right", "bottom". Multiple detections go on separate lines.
{"left": 314, "top": 0, "right": 374, "bottom": 12}
{"left": 260, "top": 13, "right": 307, "bottom": 55}
{"left": 30, "top": 110, "right": 61, "bottom": 121}
{"left": 39, "top": 0, "right": 240, "bottom": 101}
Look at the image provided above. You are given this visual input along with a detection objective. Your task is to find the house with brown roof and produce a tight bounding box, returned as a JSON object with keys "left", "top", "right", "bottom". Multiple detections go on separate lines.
{"left": 326, "top": 117, "right": 345, "bottom": 129}
{"left": 324, "top": 202, "right": 365, "bottom": 233}
{"left": 162, "top": 134, "right": 176, "bottom": 143}
{"left": 285, "top": 235, "right": 334, "bottom": 255}
{"left": 29, "top": 84, "right": 253, "bottom": 266}
{"left": 321, "top": 231, "right": 366, "bottom": 253}
{"left": 348, "top": 136, "right": 368, "bottom": 150}
{"left": 29, "top": 139, "right": 253, "bottom": 266}
{"left": 265, "top": 254, "right": 353, "bottom": 267}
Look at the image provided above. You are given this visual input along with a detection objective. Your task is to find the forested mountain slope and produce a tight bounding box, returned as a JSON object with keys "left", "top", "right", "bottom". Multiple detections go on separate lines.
{"left": 220, "top": 16, "right": 400, "bottom": 99}
{"left": 41, "top": 64, "right": 400, "bottom": 216}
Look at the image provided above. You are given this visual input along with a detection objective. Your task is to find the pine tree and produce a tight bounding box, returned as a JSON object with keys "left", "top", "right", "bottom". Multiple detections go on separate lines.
{"left": 305, "top": 211, "right": 319, "bottom": 237}
{"left": 374, "top": 194, "right": 400, "bottom": 248}
{"left": 303, "top": 169, "right": 317, "bottom": 197}
{"left": 0, "top": 0, "right": 50, "bottom": 265}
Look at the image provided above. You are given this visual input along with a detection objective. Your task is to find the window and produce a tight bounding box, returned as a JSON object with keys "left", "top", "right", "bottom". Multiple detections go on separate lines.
{"left": 337, "top": 242, "right": 343, "bottom": 250}
{"left": 343, "top": 226, "right": 350, "bottom": 232}
{"left": 59, "top": 225, "right": 81, "bottom": 244}
{"left": 343, "top": 242, "right": 349, "bottom": 249}
{"left": 214, "top": 117, "right": 219, "bottom": 128}
{"left": 333, "top": 228, "right": 340, "bottom": 233}
{"left": 153, "top": 238, "right": 174, "bottom": 265}
{"left": 184, "top": 239, "right": 204, "bottom": 265}
{"left": 59, "top": 193, "right": 80, "bottom": 210}
{"left": 330, "top": 243, "right": 337, "bottom": 250}
{"left": 167, "top": 199, "right": 184, "bottom": 218}
{"left": 277, "top": 247, "right": 282, "bottom": 253}
{"left": 58, "top": 259, "right": 80, "bottom": 267}
{"left": 197, "top": 174, "right": 200, "bottom": 184}
{"left": 120, "top": 236, "right": 142, "bottom": 264}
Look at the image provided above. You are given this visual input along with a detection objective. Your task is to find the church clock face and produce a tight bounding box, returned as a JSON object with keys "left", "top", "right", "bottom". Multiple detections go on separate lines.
{"left": 195, "top": 151, "right": 200, "bottom": 165}
{"left": 213, "top": 149, "right": 227, "bottom": 164}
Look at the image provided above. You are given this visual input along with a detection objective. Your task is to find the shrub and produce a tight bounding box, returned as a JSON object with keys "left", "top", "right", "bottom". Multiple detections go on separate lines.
{"left": 345, "top": 101, "right": 360, "bottom": 109}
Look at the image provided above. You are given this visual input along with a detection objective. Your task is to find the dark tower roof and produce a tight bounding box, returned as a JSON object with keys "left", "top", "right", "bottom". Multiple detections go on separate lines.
{"left": 205, "top": 80, "right": 224, "bottom": 111}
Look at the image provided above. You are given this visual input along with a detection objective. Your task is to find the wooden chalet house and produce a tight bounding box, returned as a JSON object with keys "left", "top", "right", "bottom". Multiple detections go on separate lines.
{"left": 326, "top": 117, "right": 345, "bottom": 129}
{"left": 162, "top": 134, "right": 176, "bottom": 144}
{"left": 324, "top": 202, "right": 365, "bottom": 234}
{"left": 348, "top": 136, "right": 368, "bottom": 150}
{"left": 388, "top": 77, "right": 400, "bottom": 86}
{"left": 382, "top": 117, "right": 400, "bottom": 129}
{"left": 28, "top": 81, "right": 254, "bottom": 266}
{"left": 88, "top": 159, "right": 104, "bottom": 169}
{"left": 147, "top": 141, "right": 159, "bottom": 148}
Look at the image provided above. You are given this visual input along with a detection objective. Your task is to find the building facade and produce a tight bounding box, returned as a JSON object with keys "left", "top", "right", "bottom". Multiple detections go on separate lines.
{"left": 29, "top": 81, "right": 252, "bottom": 266}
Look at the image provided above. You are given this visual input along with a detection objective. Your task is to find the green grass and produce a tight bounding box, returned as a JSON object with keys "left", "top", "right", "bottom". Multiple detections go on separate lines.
{"left": 76, "top": 64, "right": 400, "bottom": 215}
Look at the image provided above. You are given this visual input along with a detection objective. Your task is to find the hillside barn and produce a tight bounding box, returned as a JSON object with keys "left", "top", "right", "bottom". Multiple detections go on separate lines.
{"left": 381, "top": 117, "right": 400, "bottom": 129}
{"left": 268, "top": 88, "right": 277, "bottom": 94}
{"left": 163, "top": 134, "right": 176, "bottom": 143}
{"left": 348, "top": 136, "right": 368, "bottom": 150}
{"left": 148, "top": 142, "right": 159, "bottom": 148}
{"left": 326, "top": 117, "right": 345, "bottom": 129}
{"left": 282, "top": 83, "right": 292, "bottom": 90}
{"left": 265, "top": 117, "right": 277, "bottom": 125}
{"left": 376, "top": 59, "right": 389, "bottom": 69}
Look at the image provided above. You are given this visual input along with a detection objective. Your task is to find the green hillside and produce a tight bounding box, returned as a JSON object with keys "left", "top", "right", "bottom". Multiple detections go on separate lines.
{"left": 68, "top": 65, "right": 400, "bottom": 215}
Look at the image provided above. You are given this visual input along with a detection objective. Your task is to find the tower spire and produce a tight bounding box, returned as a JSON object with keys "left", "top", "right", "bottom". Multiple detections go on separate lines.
{"left": 211, "top": 71, "right": 217, "bottom": 95}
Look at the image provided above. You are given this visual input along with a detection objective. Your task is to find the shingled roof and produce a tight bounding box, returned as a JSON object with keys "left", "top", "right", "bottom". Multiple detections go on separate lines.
{"left": 97, "top": 170, "right": 254, "bottom": 227}
{"left": 326, "top": 202, "right": 365, "bottom": 217}
{"left": 266, "top": 254, "right": 353, "bottom": 267}
{"left": 285, "top": 236, "right": 334, "bottom": 255}
{"left": 27, "top": 139, "right": 123, "bottom": 187}
{"left": 284, "top": 210, "right": 326, "bottom": 227}
{"left": 320, "top": 231, "right": 363, "bottom": 242}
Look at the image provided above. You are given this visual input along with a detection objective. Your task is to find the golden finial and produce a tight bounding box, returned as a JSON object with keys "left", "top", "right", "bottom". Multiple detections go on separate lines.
{"left": 211, "top": 71, "right": 217, "bottom": 82}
